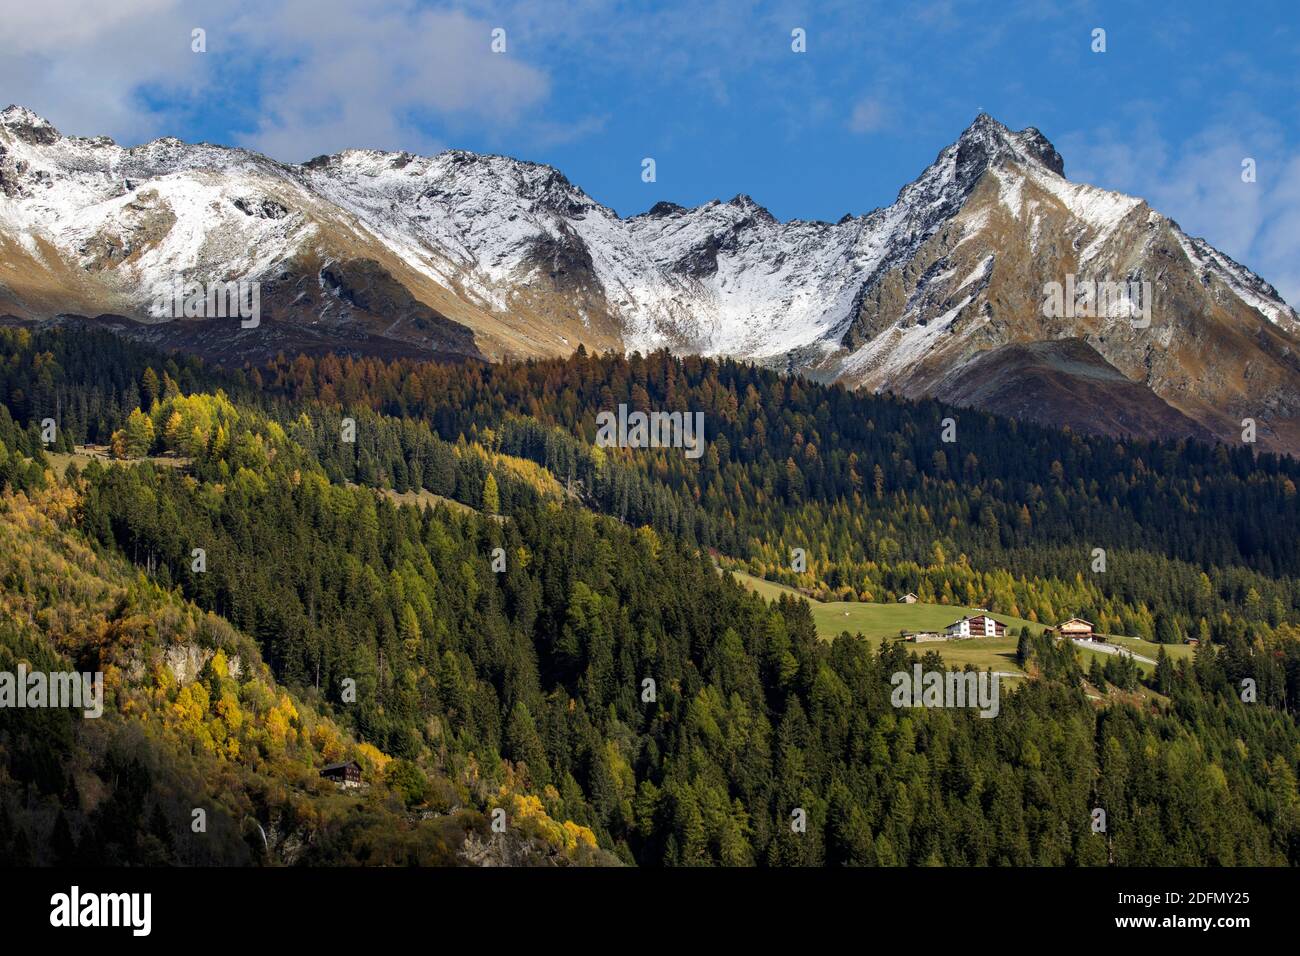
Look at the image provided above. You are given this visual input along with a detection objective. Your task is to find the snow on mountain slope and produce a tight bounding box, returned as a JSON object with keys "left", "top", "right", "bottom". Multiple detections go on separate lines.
{"left": 0, "top": 106, "right": 486, "bottom": 356}
{"left": 1, "top": 106, "right": 320, "bottom": 313}
{"left": 3, "top": 104, "right": 1299, "bottom": 451}
{"left": 815, "top": 118, "right": 1300, "bottom": 453}
{"left": 301, "top": 147, "right": 865, "bottom": 359}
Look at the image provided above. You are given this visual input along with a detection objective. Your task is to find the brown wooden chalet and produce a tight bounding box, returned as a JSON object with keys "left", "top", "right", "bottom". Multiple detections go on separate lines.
{"left": 320, "top": 760, "right": 363, "bottom": 788}
{"left": 1053, "top": 618, "right": 1096, "bottom": 640}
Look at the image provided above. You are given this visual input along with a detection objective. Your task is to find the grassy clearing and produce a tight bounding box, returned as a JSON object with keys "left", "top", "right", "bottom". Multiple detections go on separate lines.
{"left": 350, "top": 484, "right": 508, "bottom": 522}
{"left": 377, "top": 486, "right": 479, "bottom": 516}
{"left": 729, "top": 568, "right": 1192, "bottom": 677}
{"left": 46, "top": 444, "right": 190, "bottom": 478}
{"left": 1105, "top": 632, "right": 1195, "bottom": 665}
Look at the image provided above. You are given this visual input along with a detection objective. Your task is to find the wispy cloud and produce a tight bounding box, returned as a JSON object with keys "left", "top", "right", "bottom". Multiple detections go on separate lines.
{"left": 1061, "top": 113, "right": 1300, "bottom": 307}
{"left": 0, "top": 0, "right": 202, "bottom": 141}
{"left": 230, "top": 2, "right": 550, "bottom": 159}
{"left": 0, "top": 0, "right": 563, "bottom": 158}
{"left": 847, "top": 96, "right": 887, "bottom": 134}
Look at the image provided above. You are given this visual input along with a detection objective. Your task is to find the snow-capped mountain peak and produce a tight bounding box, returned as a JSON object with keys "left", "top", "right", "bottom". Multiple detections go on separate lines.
{"left": 955, "top": 113, "right": 1065, "bottom": 175}
{"left": 1, "top": 105, "right": 61, "bottom": 144}
{"left": 2, "top": 106, "right": 1299, "bottom": 452}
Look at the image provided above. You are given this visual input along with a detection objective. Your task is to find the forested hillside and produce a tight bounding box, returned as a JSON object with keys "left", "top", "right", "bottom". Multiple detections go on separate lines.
{"left": 2, "top": 325, "right": 1299, "bottom": 865}
{"left": 0, "top": 473, "right": 612, "bottom": 866}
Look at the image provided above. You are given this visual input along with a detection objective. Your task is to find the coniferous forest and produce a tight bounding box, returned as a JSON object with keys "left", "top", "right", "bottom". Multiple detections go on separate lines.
{"left": 2, "top": 325, "right": 1299, "bottom": 867}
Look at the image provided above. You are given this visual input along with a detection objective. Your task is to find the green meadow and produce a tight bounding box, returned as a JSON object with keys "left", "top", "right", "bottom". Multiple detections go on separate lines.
{"left": 729, "top": 569, "right": 1193, "bottom": 677}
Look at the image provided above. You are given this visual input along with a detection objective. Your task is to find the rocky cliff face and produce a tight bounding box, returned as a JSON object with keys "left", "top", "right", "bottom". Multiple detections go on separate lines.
{"left": 2, "top": 105, "right": 1297, "bottom": 451}
{"left": 824, "top": 138, "right": 1300, "bottom": 453}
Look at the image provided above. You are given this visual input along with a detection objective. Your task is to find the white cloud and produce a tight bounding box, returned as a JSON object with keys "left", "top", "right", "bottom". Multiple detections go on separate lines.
{"left": 1061, "top": 116, "right": 1300, "bottom": 308}
{"left": 0, "top": 0, "right": 203, "bottom": 142}
{"left": 0, "top": 0, "right": 174, "bottom": 53}
{"left": 847, "top": 96, "right": 887, "bottom": 134}
{"left": 0, "top": 0, "right": 556, "bottom": 158}
{"left": 231, "top": 1, "right": 550, "bottom": 159}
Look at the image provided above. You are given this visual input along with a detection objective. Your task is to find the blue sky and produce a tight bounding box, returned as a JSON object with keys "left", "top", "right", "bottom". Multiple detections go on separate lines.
{"left": 3, "top": 0, "right": 1299, "bottom": 301}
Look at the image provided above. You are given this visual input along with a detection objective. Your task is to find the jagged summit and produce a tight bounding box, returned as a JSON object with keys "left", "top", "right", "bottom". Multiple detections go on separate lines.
{"left": 897, "top": 113, "right": 1067, "bottom": 209}
{"left": 636, "top": 200, "right": 688, "bottom": 219}
{"left": 1, "top": 104, "right": 61, "bottom": 144}
{"left": 1, "top": 104, "right": 55, "bottom": 125}
{"left": 955, "top": 113, "right": 1065, "bottom": 176}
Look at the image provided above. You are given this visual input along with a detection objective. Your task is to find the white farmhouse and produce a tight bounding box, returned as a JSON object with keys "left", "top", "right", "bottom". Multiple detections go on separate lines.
{"left": 943, "top": 615, "right": 1006, "bottom": 639}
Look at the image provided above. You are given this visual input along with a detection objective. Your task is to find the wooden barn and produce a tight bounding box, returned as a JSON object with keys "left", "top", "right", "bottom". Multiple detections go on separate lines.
{"left": 898, "top": 592, "right": 919, "bottom": 604}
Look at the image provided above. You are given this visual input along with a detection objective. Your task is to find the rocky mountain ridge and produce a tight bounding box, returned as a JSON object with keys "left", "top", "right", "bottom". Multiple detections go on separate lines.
{"left": 3, "top": 104, "right": 1298, "bottom": 451}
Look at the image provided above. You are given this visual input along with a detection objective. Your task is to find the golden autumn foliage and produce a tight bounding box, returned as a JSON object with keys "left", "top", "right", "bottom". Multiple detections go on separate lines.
{"left": 456, "top": 442, "right": 565, "bottom": 501}
{"left": 356, "top": 742, "right": 391, "bottom": 775}
{"left": 1, "top": 461, "right": 616, "bottom": 866}
{"left": 0, "top": 484, "right": 369, "bottom": 782}
{"left": 498, "top": 789, "right": 599, "bottom": 856}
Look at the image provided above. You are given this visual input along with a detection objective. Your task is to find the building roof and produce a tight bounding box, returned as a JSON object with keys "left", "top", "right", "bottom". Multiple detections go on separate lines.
{"left": 321, "top": 760, "right": 361, "bottom": 773}
{"left": 1058, "top": 617, "right": 1094, "bottom": 627}
{"left": 945, "top": 615, "right": 1004, "bottom": 629}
